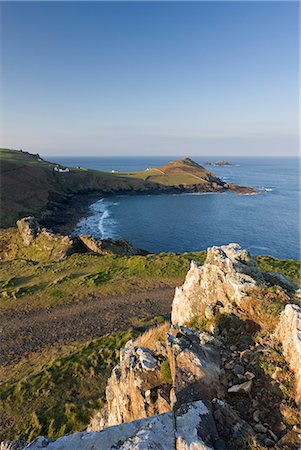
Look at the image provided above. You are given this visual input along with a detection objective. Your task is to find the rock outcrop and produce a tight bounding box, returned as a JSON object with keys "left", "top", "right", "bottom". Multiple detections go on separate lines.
{"left": 167, "top": 326, "right": 222, "bottom": 407}
{"left": 3, "top": 243, "right": 300, "bottom": 450}
{"left": 16, "top": 217, "right": 39, "bottom": 246}
{"left": 276, "top": 304, "right": 301, "bottom": 403}
{"left": 21, "top": 401, "right": 225, "bottom": 450}
{"left": 78, "top": 234, "right": 144, "bottom": 256}
{"left": 105, "top": 344, "right": 170, "bottom": 427}
{"left": 172, "top": 243, "right": 277, "bottom": 327}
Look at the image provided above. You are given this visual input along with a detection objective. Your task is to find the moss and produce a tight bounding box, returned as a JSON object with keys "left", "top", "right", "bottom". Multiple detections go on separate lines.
{"left": 160, "top": 359, "right": 172, "bottom": 385}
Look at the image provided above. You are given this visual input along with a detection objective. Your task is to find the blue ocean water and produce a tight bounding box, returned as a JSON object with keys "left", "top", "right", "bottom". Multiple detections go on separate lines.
{"left": 51, "top": 156, "right": 300, "bottom": 259}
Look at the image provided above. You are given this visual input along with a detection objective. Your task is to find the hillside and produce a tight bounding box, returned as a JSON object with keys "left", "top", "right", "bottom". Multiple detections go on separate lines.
{"left": 0, "top": 149, "right": 255, "bottom": 228}
{"left": 0, "top": 244, "right": 300, "bottom": 447}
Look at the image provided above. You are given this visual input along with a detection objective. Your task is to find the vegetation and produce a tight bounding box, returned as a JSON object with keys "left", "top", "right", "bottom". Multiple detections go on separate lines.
{"left": 0, "top": 149, "right": 251, "bottom": 228}
{"left": 0, "top": 331, "right": 135, "bottom": 441}
{"left": 0, "top": 252, "right": 206, "bottom": 310}
{"left": 1, "top": 250, "right": 298, "bottom": 313}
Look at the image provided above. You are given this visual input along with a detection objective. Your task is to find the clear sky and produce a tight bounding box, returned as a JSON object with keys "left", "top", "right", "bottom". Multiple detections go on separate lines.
{"left": 1, "top": 1, "right": 299, "bottom": 157}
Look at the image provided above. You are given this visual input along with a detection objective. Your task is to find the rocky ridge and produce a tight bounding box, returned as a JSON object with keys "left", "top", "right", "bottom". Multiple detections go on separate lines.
{"left": 3, "top": 244, "right": 300, "bottom": 449}
{"left": 0, "top": 217, "right": 143, "bottom": 261}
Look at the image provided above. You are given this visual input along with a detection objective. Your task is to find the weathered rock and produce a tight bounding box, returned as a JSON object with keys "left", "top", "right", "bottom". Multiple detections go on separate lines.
{"left": 275, "top": 304, "right": 301, "bottom": 403}
{"left": 228, "top": 381, "right": 252, "bottom": 395}
{"left": 86, "top": 407, "right": 108, "bottom": 432}
{"left": 167, "top": 326, "right": 222, "bottom": 407}
{"left": 175, "top": 400, "right": 218, "bottom": 450}
{"left": 16, "top": 216, "right": 39, "bottom": 246}
{"left": 79, "top": 235, "right": 142, "bottom": 256}
{"left": 25, "top": 412, "right": 175, "bottom": 449}
{"left": 262, "top": 272, "right": 299, "bottom": 293}
{"left": 171, "top": 244, "right": 264, "bottom": 326}
{"left": 105, "top": 345, "right": 170, "bottom": 428}
{"left": 212, "top": 399, "right": 255, "bottom": 447}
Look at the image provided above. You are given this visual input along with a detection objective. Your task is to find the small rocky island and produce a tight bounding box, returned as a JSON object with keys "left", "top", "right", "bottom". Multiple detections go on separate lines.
{"left": 6, "top": 244, "right": 300, "bottom": 449}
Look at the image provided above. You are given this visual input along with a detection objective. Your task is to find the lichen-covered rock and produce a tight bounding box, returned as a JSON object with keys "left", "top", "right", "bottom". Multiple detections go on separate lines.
{"left": 21, "top": 401, "right": 225, "bottom": 450}
{"left": 167, "top": 326, "right": 222, "bottom": 407}
{"left": 16, "top": 217, "right": 39, "bottom": 246}
{"left": 276, "top": 304, "right": 301, "bottom": 403}
{"left": 25, "top": 412, "right": 175, "bottom": 449}
{"left": 105, "top": 345, "right": 171, "bottom": 428}
{"left": 175, "top": 400, "right": 218, "bottom": 450}
{"left": 171, "top": 244, "right": 265, "bottom": 326}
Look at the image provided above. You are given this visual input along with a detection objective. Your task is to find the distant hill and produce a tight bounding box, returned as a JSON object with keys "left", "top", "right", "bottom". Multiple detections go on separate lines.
{"left": 0, "top": 149, "right": 255, "bottom": 228}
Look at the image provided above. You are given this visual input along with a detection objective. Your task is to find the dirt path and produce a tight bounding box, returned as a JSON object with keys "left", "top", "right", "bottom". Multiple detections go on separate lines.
{"left": 0, "top": 287, "right": 175, "bottom": 365}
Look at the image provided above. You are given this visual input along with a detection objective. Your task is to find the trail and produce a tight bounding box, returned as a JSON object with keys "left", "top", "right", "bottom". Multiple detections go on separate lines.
{"left": 0, "top": 287, "right": 175, "bottom": 366}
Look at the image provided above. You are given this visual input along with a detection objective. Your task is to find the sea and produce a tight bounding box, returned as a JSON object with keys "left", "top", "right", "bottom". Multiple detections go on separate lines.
{"left": 50, "top": 156, "right": 300, "bottom": 259}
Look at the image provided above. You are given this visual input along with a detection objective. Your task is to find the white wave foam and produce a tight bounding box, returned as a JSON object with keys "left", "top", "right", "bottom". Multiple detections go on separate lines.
{"left": 74, "top": 198, "right": 117, "bottom": 239}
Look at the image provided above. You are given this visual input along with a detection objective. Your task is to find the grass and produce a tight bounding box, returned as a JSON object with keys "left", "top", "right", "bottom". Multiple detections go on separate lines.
{"left": 256, "top": 255, "right": 300, "bottom": 284}
{"left": 0, "top": 252, "right": 206, "bottom": 310}
{"left": 0, "top": 330, "right": 135, "bottom": 442}
{"left": 0, "top": 251, "right": 299, "bottom": 312}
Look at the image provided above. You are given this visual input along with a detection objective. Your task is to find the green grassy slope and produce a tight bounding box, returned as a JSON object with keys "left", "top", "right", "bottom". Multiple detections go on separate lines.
{"left": 0, "top": 150, "right": 253, "bottom": 228}
{"left": 0, "top": 331, "right": 135, "bottom": 441}
{"left": 0, "top": 251, "right": 299, "bottom": 312}
{"left": 0, "top": 251, "right": 299, "bottom": 442}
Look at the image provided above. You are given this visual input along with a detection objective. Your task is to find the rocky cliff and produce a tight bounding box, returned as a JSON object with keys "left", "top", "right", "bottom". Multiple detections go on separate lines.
{"left": 3, "top": 244, "right": 300, "bottom": 450}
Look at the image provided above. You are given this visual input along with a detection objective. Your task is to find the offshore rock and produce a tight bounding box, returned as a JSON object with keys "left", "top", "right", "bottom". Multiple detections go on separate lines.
{"left": 276, "top": 304, "right": 301, "bottom": 403}
{"left": 172, "top": 244, "right": 265, "bottom": 326}
{"left": 167, "top": 326, "right": 222, "bottom": 407}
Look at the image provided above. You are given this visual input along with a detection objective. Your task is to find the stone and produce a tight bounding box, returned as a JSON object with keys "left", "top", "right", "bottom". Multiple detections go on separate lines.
{"left": 16, "top": 216, "right": 39, "bottom": 246}
{"left": 244, "top": 371, "right": 255, "bottom": 380}
{"left": 175, "top": 401, "right": 218, "bottom": 450}
{"left": 264, "top": 438, "right": 275, "bottom": 447}
{"left": 212, "top": 399, "right": 254, "bottom": 446}
{"left": 104, "top": 345, "right": 170, "bottom": 427}
{"left": 79, "top": 235, "right": 141, "bottom": 256}
{"left": 167, "top": 326, "right": 222, "bottom": 407}
{"left": 228, "top": 381, "right": 252, "bottom": 394}
{"left": 262, "top": 272, "right": 299, "bottom": 293}
{"left": 254, "top": 423, "right": 268, "bottom": 433}
{"left": 233, "top": 364, "right": 244, "bottom": 375}
{"left": 253, "top": 410, "right": 260, "bottom": 422}
{"left": 86, "top": 408, "right": 108, "bottom": 432}
{"left": 171, "top": 244, "right": 264, "bottom": 327}
{"left": 25, "top": 412, "right": 175, "bottom": 449}
{"left": 275, "top": 304, "right": 301, "bottom": 403}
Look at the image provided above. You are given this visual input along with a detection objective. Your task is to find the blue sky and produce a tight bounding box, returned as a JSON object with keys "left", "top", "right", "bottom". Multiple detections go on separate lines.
{"left": 1, "top": 1, "right": 299, "bottom": 156}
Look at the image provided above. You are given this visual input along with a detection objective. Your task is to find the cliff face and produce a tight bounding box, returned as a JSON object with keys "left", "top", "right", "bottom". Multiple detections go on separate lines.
{"left": 4, "top": 244, "right": 301, "bottom": 450}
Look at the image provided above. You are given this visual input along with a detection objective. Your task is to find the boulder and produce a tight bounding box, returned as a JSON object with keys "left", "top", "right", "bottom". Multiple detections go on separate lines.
{"left": 171, "top": 244, "right": 265, "bottom": 326}
{"left": 175, "top": 400, "right": 218, "bottom": 450}
{"left": 275, "top": 304, "right": 301, "bottom": 403}
{"left": 79, "top": 235, "right": 142, "bottom": 256}
{"left": 25, "top": 412, "right": 175, "bottom": 450}
{"left": 167, "top": 326, "right": 222, "bottom": 407}
{"left": 16, "top": 217, "right": 39, "bottom": 246}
